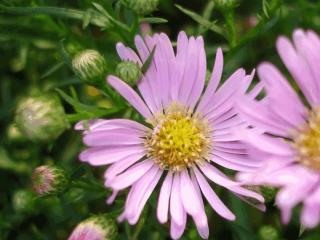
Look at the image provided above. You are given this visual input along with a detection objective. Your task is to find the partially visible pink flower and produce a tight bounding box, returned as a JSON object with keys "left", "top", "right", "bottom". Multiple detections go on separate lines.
{"left": 68, "top": 215, "right": 117, "bottom": 240}
{"left": 237, "top": 29, "right": 320, "bottom": 228}
{"left": 76, "top": 31, "right": 264, "bottom": 239}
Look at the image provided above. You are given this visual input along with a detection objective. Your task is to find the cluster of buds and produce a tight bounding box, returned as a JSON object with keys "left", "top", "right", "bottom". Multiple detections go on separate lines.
{"left": 32, "top": 165, "right": 69, "bottom": 197}
{"left": 121, "top": 0, "right": 159, "bottom": 15}
{"left": 68, "top": 214, "right": 117, "bottom": 240}
{"left": 72, "top": 49, "right": 108, "bottom": 86}
{"left": 14, "top": 92, "right": 69, "bottom": 142}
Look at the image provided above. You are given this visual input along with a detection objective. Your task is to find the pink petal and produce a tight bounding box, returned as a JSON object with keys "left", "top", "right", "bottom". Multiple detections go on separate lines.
{"left": 104, "top": 151, "right": 146, "bottom": 181}
{"left": 170, "top": 173, "right": 185, "bottom": 227}
{"left": 106, "top": 191, "right": 118, "bottom": 205}
{"left": 236, "top": 97, "right": 290, "bottom": 137}
{"left": 180, "top": 170, "right": 204, "bottom": 218}
{"left": 107, "top": 76, "right": 153, "bottom": 119}
{"left": 116, "top": 42, "right": 142, "bottom": 65}
{"left": 157, "top": 172, "right": 173, "bottom": 223}
{"left": 198, "top": 163, "right": 264, "bottom": 202}
{"left": 79, "top": 145, "right": 145, "bottom": 166}
{"left": 126, "top": 165, "right": 162, "bottom": 224}
{"left": 170, "top": 216, "right": 186, "bottom": 240}
{"left": 105, "top": 159, "right": 154, "bottom": 190}
{"left": 192, "top": 168, "right": 235, "bottom": 220}
{"left": 186, "top": 36, "right": 207, "bottom": 108}
{"left": 83, "top": 128, "right": 144, "bottom": 147}
{"left": 276, "top": 36, "right": 318, "bottom": 105}
{"left": 201, "top": 68, "right": 245, "bottom": 117}
{"left": 197, "top": 48, "right": 223, "bottom": 113}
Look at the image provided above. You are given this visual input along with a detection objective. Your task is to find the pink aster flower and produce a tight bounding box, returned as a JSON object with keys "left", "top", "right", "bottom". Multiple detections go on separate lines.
{"left": 76, "top": 31, "right": 264, "bottom": 239}
{"left": 237, "top": 29, "right": 320, "bottom": 228}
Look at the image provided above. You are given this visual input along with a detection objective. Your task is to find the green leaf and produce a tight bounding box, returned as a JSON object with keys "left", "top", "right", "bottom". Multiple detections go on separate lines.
{"left": 40, "top": 62, "right": 64, "bottom": 79}
{"left": 56, "top": 88, "right": 104, "bottom": 113}
{"left": 141, "top": 46, "right": 156, "bottom": 74}
{"left": 262, "top": 0, "right": 270, "bottom": 18}
{"left": 139, "top": 17, "right": 168, "bottom": 24}
{"left": 0, "top": 5, "right": 111, "bottom": 28}
{"left": 82, "top": 9, "right": 93, "bottom": 29}
{"left": 92, "top": 2, "right": 130, "bottom": 32}
{"left": 175, "top": 4, "right": 225, "bottom": 37}
{"left": 58, "top": 40, "right": 72, "bottom": 69}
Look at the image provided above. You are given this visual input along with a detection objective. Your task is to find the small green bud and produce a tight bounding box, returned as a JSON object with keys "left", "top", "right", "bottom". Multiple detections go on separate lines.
{"left": 122, "top": 0, "right": 159, "bottom": 15}
{"left": 13, "top": 189, "right": 36, "bottom": 214}
{"left": 32, "top": 165, "right": 69, "bottom": 197}
{"left": 258, "top": 225, "right": 279, "bottom": 240}
{"left": 214, "top": 0, "right": 239, "bottom": 11}
{"left": 116, "top": 61, "right": 142, "bottom": 86}
{"left": 72, "top": 49, "right": 108, "bottom": 86}
{"left": 15, "top": 93, "right": 69, "bottom": 142}
{"left": 68, "top": 214, "right": 118, "bottom": 240}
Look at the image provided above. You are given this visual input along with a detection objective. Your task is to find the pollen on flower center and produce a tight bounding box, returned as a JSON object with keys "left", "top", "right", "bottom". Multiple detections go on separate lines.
{"left": 293, "top": 108, "right": 320, "bottom": 171}
{"left": 145, "top": 104, "right": 211, "bottom": 171}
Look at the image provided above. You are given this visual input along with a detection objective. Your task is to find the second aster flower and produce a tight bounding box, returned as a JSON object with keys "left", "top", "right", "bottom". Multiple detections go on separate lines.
{"left": 237, "top": 29, "right": 320, "bottom": 229}
{"left": 76, "top": 31, "right": 263, "bottom": 239}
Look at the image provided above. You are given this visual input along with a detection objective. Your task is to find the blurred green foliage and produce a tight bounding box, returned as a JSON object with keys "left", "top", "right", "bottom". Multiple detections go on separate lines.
{"left": 1, "top": 0, "right": 320, "bottom": 239}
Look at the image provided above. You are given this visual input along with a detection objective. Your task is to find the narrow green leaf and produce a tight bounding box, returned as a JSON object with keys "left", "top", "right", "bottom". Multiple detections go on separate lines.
{"left": 139, "top": 17, "right": 168, "bottom": 24}
{"left": 56, "top": 88, "right": 104, "bottom": 114}
{"left": 92, "top": 2, "right": 130, "bottom": 32}
{"left": 40, "top": 62, "right": 64, "bottom": 79}
{"left": 58, "top": 40, "right": 72, "bottom": 68}
{"left": 262, "top": 0, "right": 270, "bottom": 18}
{"left": 0, "top": 5, "right": 111, "bottom": 28}
{"left": 82, "top": 9, "right": 93, "bottom": 29}
{"left": 175, "top": 4, "right": 225, "bottom": 37}
{"left": 141, "top": 46, "right": 156, "bottom": 74}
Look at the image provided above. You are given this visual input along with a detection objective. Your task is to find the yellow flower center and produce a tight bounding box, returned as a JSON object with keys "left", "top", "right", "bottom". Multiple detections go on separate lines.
{"left": 293, "top": 108, "right": 320, "bottom": 171}
{"left": 146, "top": 103, "right": 211, "bottom": 171}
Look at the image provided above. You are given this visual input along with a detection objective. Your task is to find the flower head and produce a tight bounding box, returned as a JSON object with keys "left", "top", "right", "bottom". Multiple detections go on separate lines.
{"left": 237, "top": 29, "right": 320, "bottom": 228}
{"left": 68, "top": 214, "right": 117, "bottom": 240}
{"left": 76, "top": 32, "right": 263, "bottom": 239}
{"left": 32, "top": 165, "right": 69, "bottom": 196}
{"left": 15, "top": 92, "right": 69, "bottom": 142}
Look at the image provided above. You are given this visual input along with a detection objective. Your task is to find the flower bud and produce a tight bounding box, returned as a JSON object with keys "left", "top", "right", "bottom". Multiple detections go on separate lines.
{"left": 214, "top": 0, "right": 239, "bottom": 11}
{"left": 258, "top": 225, "right": 279, "bottom": 240}
{"left": 122, "top": 0, "right": 159, "bottom": 15}
{"left": 14, "top": 93, "right": 69, "bottom": 142}
{"left": 13, "top": 189, "right": 36, "bottom": 214}
{"left": 116, "top": 61, "right": 142, "bottom": 86}
{"left": 32, "top": 165, "right": 69, "bottom": 196}
{"left": 72, "top": 49, "right": 108, "bottom": 86}
{"left": 68, "top": 214, "right": 118, "bottom": 240}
